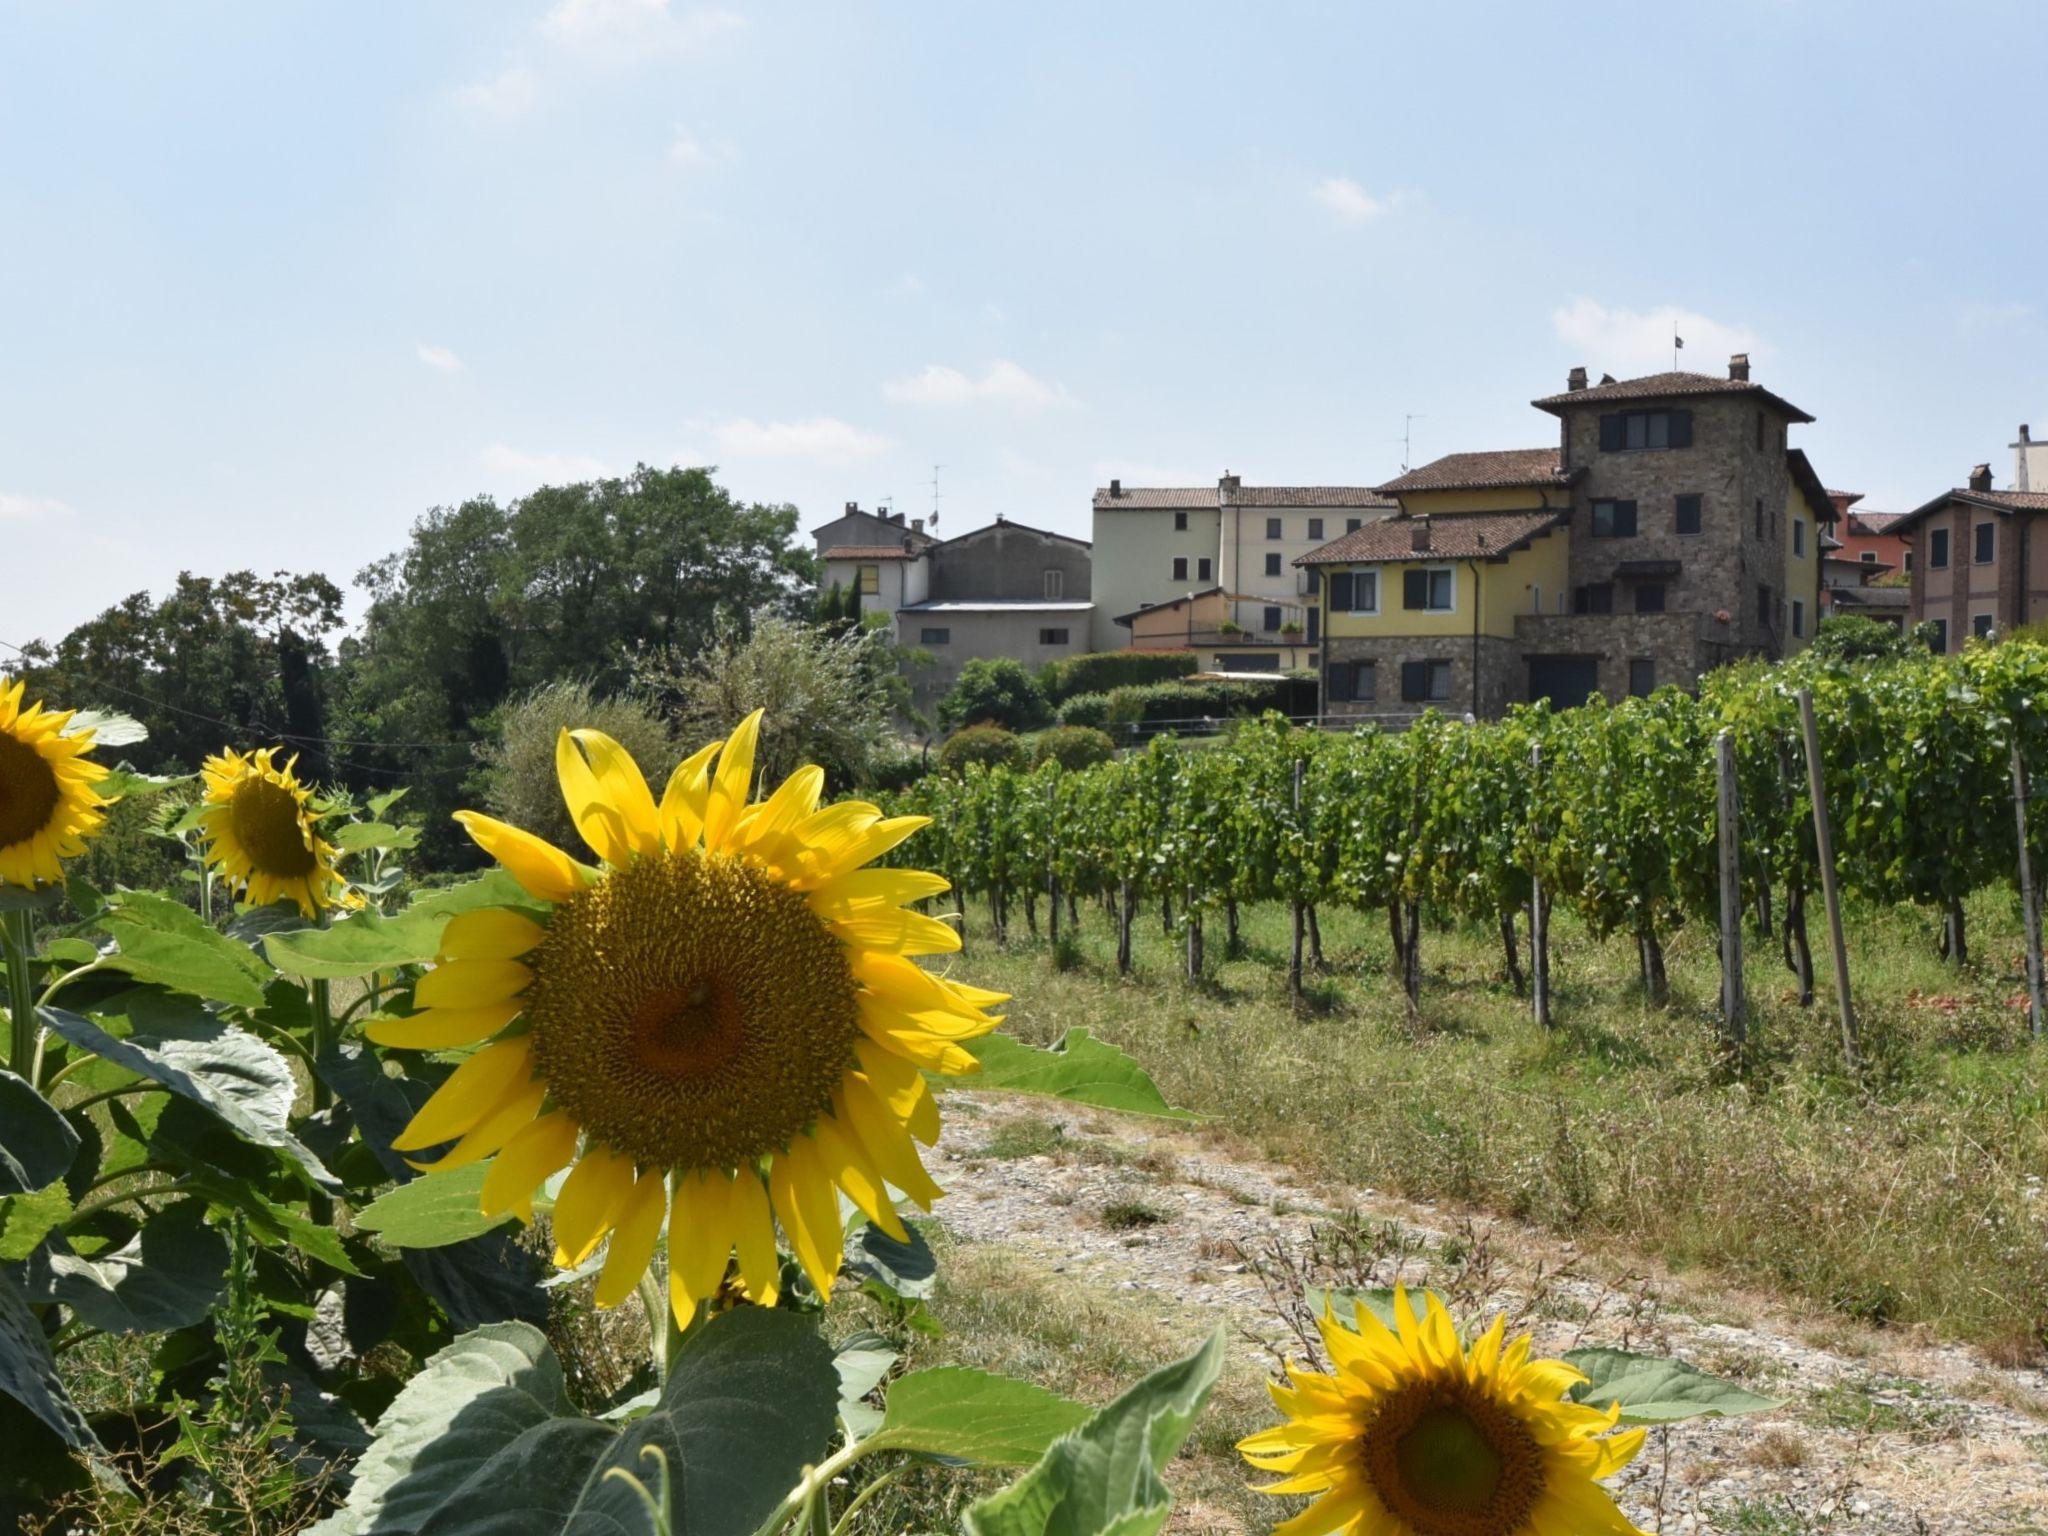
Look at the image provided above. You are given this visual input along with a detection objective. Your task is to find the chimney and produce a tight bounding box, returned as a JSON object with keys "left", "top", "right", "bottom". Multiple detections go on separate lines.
{"left": 844, "top": 500, "right": 859, "bottom": 516}
{"left": 911, "top": 517, "right": 925, "bottom": 534}
{"left": 1729, "top": 353, "right": 1751, "bottom": 382}
{"left": 1969, "top": 463, "right": 1994, "bottom": 492}
{"left": 1410, "top": 515, "right": 1432, "bottom": 553}
{"left": 890, "top": 510, "right": 905, "bottom": 525}
{"left": 1567, "top": 365, "right": 1588, "bottom": 392}
{"left": 996, "top": 512, "right": 1006, "bottom": 523}
{"left": 1109, "top": 478, "right": 1122, "bottom": 498}
{"left": 1219, "top": 472, "right": 1241, "bottom": 493}
{"left": 901, "top": 536, "right": 914, "bottom": 554}
{"left": 1598, "top": 372, "right": 1617, "bottom": 386}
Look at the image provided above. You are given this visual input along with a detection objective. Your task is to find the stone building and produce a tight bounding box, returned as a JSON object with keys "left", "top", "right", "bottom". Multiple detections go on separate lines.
{"left": 1896, "top": 464, "right": 2048, "bottom": 650}
{"left": 1305, "top": 356, "right": 1832, "bottom": 721}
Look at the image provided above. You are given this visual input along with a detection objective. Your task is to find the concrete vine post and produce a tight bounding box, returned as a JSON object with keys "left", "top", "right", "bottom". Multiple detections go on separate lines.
{"left": 1289, "top": 755, "right": 1306, "bottom": 1006}
{"left": 2011, "top": 741, "right": 2046, "bottom": 1039}
{"left": 1529, "top": 740, "right": 1551, "bottom": 1030}
{"left": 1716, "top": 729, "right": 1747, "bottom": 1049}
{"left": 1797, "top": 688, "right": 1858, "bottom": 1068}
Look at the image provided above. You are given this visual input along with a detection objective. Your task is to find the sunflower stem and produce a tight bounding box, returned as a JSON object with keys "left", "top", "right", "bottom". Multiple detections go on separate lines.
{"left": 4, "top": 906, "right": 38, "bottom": 1080}
{"left": 309, "top": 978, "right": 334, "bottom": 1112}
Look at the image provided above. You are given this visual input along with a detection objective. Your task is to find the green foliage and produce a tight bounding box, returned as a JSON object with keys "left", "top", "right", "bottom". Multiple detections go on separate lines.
{"left": 940, "top": 658, "right": 1053, "bottom": 732}
{"left": 964, "top": 1030, "right": 1196, "bottom": 1119}
{"left": 1808, "top": 613, "right": 1922, "bottom": 662}
{"left": 478, "top": 680, "right": 679, "bottom": 857}
{"left": 857, "top": 1367, "right": 1091, "bottom": 1465}
{"left": 1038, "top": 651, "right": 1196, "bottom": 704}
{"left": 1563, "top": 1348, "right": 1784, "bottom": 1423}
{"left": 1099, "top": 676, "right": 1310, "bottom": 730}
{"left": 1055, "top": 691, "right": 1114, "bottom": 728}
{"left": 940, "top": 724, "right": 1028, "bottom": 775}
{"left": 1030, "top": 726, "right": 1116, "bottom": 772}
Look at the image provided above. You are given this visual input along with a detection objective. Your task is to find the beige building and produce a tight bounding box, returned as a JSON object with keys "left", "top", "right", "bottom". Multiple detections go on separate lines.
{"left": 1898, "top": 463, "right": 2048, "bottom": 650}
{"left": 1114, "top": 586, "right": 1319, "bottom": 672}
{"left": 1089, "top": 477, "right": 1396, "bottom": 659}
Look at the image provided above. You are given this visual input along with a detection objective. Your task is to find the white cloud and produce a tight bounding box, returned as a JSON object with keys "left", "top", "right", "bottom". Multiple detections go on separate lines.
{"left": 883, "top": 360, "right": 1073, "bottom": 411}
{"left": 712, "top": 417, "right": 890, "bottom": 465}
{"left": 1551, "top": 298, "right": 1762, "bottom": 377}
{"left": 1310, "top": 176, "right": 1381, "bottom": 224}
{"left": 1959, "top": 300, "right": 2034, "bottom": 333}
{"left": 455, "top": 65, "right": 538, "bottom": 118}
{"left": 540, "top": 0, "right": 743, "bottom": 58}
{"left": 480, "top": 443, "right": 610, "bottom": 486}
{"left": 0, "top": 490, "right": 70, "bottom": 522}
{"left": 416, "top": 344, "right": 464, "bottom": 374}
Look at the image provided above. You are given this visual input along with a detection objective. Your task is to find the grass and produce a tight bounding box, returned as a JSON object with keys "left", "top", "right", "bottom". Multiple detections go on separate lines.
{"left": 950, "top": 886, "right": 2048, "bottom": 1359}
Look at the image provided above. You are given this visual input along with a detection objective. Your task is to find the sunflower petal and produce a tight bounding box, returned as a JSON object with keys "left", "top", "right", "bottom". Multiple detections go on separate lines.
{"left": 389, "top": 1037, "right": 534, "bottom": 1151}
{"left": 702, "top": 708, "right": 763, "bottom": 853}
{"left": 453, "top": 811, "right": 590, "bottom": 903}
{"left": 568, "top": 729, "right": 661, "bottom": 857}
{"left": 439, "top": 908, "right": 546, "bottom": 961}
{"left": 414, "top": 958, "right": 532, "bottom": 1010}
{"left": 594, "top": 1169, "right": 669, "bottom": 1309}
{"left": 855, "top": 1038, "right": 944, "bottom": 1143}
{"left": 670, "top": 1169, "right": 734, "bottom": 1311}
{"left": 406, "top": 1083, "right": 545, "bottom": 1173}
{"left": 658, "top": 740, "right": 721, "bottom": 853}
{"left": 728, "top": 1169, "right": 781, "bottom": 1304}
{"left": 364, "top": 1000, "right": 521, "bottom": 1051}
{"left": 811, "top": 1114, "right": 907, "bottom": 1241}
{"left": 831, "top": 908, "right": 963, "bottom": 957}
{"left": 838, "top": 1076, "right": 944, "bottom": 1208}
{"left": 556, "top": 730, "right": 635, "bottom": 867}
{"left": 551, "top": 1147, "right": 636, "bottom": 1268}
{"left": 481, "top": 1111, "right": 579, "bottom": 1222}
{"left": 769, "top": 1137, "right": 842, "bottom": 1300}
{"left": 807, "top": 868, "right": 952, "bottom": 919}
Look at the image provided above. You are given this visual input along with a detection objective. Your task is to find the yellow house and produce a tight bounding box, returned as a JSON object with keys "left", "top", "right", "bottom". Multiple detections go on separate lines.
{"left": 1783, "top": 448, "right": 1832, "bottom": 653}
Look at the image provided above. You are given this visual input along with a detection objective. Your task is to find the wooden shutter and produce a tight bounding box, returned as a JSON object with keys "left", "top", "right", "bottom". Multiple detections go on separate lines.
{"left": 1669, "top": 410, "right": 1693, "bottom": 447}
{"left": 1329, "top": 572, "right": 1353, "bottom": 611}
{"left": 1618, "top": 501, "right": 1638, "bottom": 536}
{"left": 1328, "top": 663, "right": 1352, "bottom": 702}
{"left": 1599, "top": 414, "right": 1622, "bottom": 451}
{"left": 1403, "top": 569, "right": 1428, "bottom": 609}
{"left": 1400, "top": 661, "right": 1429, "bottom": 702}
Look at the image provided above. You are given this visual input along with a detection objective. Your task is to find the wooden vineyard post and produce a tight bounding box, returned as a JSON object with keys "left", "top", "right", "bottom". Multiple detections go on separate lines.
{"left": 1045, "top": 778, "right": 1060, "bottom": 950}
{"left": 1529, "top": 741, "right": 1551, "bottom": 1030}
{"left": 1289, "top": 756, "right": 1306, "bottom": 1006}
{"left": 1797, "top": 689, "right": 1858, "bottom": 1068}
{"left": 2012, "top": 742, "right": 2046, "bottom": 1039}
{"left": 1716, "top": 730, "right": 1747, "bottom": 1048}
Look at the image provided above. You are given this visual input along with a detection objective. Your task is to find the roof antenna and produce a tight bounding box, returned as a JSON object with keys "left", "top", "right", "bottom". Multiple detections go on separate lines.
{"left": 926, "top": 463, "right": 943, "bottom": 528}
{"left": 1403, "top": 414, "right": 1427, "bottom": 472}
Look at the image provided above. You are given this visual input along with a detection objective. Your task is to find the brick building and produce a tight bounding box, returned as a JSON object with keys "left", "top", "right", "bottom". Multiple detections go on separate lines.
{"left": 1897, "top": 464, "right": 2048, "bottom": 650}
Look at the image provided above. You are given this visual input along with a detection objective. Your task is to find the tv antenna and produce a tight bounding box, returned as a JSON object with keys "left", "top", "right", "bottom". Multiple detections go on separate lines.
{"left": 926, "top": 463, "right": 944, "bottom": 527}
{"left": 1402, "top": 414, "right": 1427, "bottom": 473}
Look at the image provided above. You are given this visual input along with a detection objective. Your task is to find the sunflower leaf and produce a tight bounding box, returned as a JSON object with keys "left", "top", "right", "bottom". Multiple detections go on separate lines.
{"left": 64, "top": 709, "right": 148, "bottom": 746}
{"left": 0, "top": 1270, "right": 105, "bottom": 1454}
{"left": 0, "top": 1182, "right": 74, "bottom": 1263}
{"left": 0, "top": 1068, "right": 81, "bottom": 1197}
{"left": 861, "top": 1367, "right": 1091, "bottom": 1467}
{"left": 95, "top": 890, "right": 272, "bottom": 1008}
{"left": 961, "top": 1029, "right": 1193, "bottom": 1120}
{"left": 845, "top": 1216, "right": 937, "bottom": 1300}
{"left": 354, "top": 1163, "right": 509, "bottom": 1249}
{"left": 23, "top": 1199, "right": 228, "bottom": 1334}
{"left": 1563, "top": 1348, "right": 1784, "bottom": 1424}
{"left": 265, "top": 871, "right": 539, "bottom": 980}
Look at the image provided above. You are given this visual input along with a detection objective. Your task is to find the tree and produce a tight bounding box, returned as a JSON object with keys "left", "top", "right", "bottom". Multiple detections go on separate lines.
{"left": 1809, "top": 613, "right": 1923, "bottom": 663}
{"left": 939, "top": 658, "right": 1051, "bottom": 732}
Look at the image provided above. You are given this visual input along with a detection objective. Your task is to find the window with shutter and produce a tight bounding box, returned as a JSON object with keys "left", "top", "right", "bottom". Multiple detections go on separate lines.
{"left": 1670, "top": 410, "right": 1693, "bottom": 447}
{"left": 1328, "top": 662, "right": 1352, "bottom": 702}
{"left": 1675, "top": 494, "right": 1703, "bottom": 535}
{"left": 1329, "top": 572, "right": 1353, "bottom": 611}
{"left": 1264, "top": 553, "right": 1282, "bottom": 577}
{"left": 1404, "top": 569, "right": 1429, "bottom": 609}
{"left": 1599, "top": 415, "right": 1622, "bottom": 452}
{"left": 1975, "top": 522, "right": 1996, "bottom": 564}
{"left": 1307, "top": 518, "right": 1324, "bottom": 539}
{"left": 1929, "top": 528, "right": 1949, "bottom": 568}
{"left": 1400, "top": 660, "right": 1429, "bottom": 701}
{"left": 1426, "top": 660, "right": 1452, "bottom": 701}
{"left": 1591, "top": 500, "right": 1638, "bottom": 538}
{"left": 1198, "top": 557, "right": 1213, "bottom": 581}
{"left": 1356, "top": 662, "right": 1376, "bottom": 701}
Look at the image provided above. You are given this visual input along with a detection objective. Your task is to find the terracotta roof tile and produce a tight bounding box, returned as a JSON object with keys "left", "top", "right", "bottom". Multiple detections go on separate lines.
{"left": 1297, "top": 510, "right": 1566, "bottom": 566}
{"left": 1372, "top": 448, "right": 1571, "bottom": 496}
{"left": 822, "top": 545, "right": 921, "bottom": 561}
{"left": 1092, "top": 485, "right": 1397, "bottom": 510}
{"left": 1531, "top": 369, "right": 1814, "bottom": 423}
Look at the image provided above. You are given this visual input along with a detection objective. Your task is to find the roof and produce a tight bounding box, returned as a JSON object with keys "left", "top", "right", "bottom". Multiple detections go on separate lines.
{"left": 1787, "top": 449, "right": 1840, "bottom": 523}
{"left": 938, "top": 517, "right": 1091, "bottom": 551}
{"left": 1297, "top": 510, "right": 1567, "bottom": 566}
{"left": 1831, "top": 585, "right": 1911, "bottom": 609}
{"left": 895, "top": 600, "right": 1095, "bottom": 614}
{"left": 1373, "top": 448, "right": 1574, "bottom": 497}
{"left": 823, "top": 545, "right": 922, "bottom": 561}
{"left": 1891, "top": 487, "right": 2048, "bottom": 532}
{"left": 1092, "top": 484, "right": 1398, "bottom": 511}
{"left": 1827, "top": 489, "right": 1866, "bottom": 512}
{"left": 1531, "top": 369, "right": 1815, "bottom": 424}
{"left": 1846, "top": 510, "right": 1909, "bottom": 537}
{"left": 1114, "top": 585, "right": 1225, "bottom": 625}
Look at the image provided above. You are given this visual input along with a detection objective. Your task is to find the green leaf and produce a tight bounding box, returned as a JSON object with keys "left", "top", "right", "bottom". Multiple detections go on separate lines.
{"left": 862, "top": 1367, "right": 1091, "bottom": 1467}
{"left": 25, "top": 1200, "right": 227, "bottom": 1334}
{"left": 331, "top": 821, "right": 422, "bottom": 853}
{"left": 1562, "top": 1348, "right": 1784, "bottom": 1424}
{"left": 0, "top": 1069, "right": 80, "bottom": 1196}
{"left": 93, "top": 767, "right": 189, "bottom": 802}
{"left": 355, "top": 1163, "right": 511, "bottom": 1249}
{"left": 0, "top": 1271, "right": 103, "bottom": 1453}
{"left": 266, "top": 871, "right": 537, "bottom": 980}
{"left": 963, "top": 1029, "right": 1193, "bottom": 1120}
{"left": 834, "top": 1330, "right": 897, "bottom": 1441}
{"left": 39, "top": 1006, "right": 337, "bottom": 1191}
{"left": 96, "top": 890, "right": 271, "bottom": 1007}
{"left": 964, "top": 1326, "right": 1226, "bottom": 1536}
{"left": 173, "top": 1162, "right": 363, "bottom": 1275}
{"left": 0, "top": 883, "right": 63, "bottom": 913}
{"left": 1301, "top": 1285, "right": 1406, "bottom": 1330}
{"left": 0, "top": 1182, "right": 73, "bottom": 1262}
{"left": 845, "top": 1217, "right": 936, "bottom": 1300}
{"left": 65, "top": 709, "right": 148, "bottom": 747}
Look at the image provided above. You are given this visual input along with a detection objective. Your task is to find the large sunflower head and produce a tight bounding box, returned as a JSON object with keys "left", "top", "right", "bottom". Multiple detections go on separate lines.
{"left": 1240, "top": 1287, "right": 1648, "bottom": 1536}
{"left": 0, "top": 675, "right": 113, "bottom": 890}
{"left": 197, "top": 747, "right": 351, "bottom": 917}
{"left": 378, "top": 710, "right": 1002, "bottom": 1325}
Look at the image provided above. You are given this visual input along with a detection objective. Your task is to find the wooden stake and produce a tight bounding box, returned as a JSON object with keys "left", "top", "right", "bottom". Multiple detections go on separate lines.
{"left": 1289, "top": 757, "right": 1306, "bottom": 1005}
{"left": 1716, "top": 730, "right": 1747, "bottom": 1047}
{"left": 1529, "top": 741, "right": 1551, "bottom": 1030}
{"left": 2012, "top": 742, "right": 2046, "bottom": 1039}
{"left": 1797, "top": 689, "right": 1857, "bottom": 1067}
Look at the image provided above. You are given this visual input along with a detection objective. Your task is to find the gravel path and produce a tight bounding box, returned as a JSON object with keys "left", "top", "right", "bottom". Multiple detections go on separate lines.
{"left": 931, "top": 1095, "right": 2048, "bottom": 1536}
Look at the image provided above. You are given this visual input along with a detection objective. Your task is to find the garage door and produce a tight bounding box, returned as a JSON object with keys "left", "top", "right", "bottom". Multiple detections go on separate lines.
{"left": 1527, "top": 656, "right": 1600, "bottom": 708}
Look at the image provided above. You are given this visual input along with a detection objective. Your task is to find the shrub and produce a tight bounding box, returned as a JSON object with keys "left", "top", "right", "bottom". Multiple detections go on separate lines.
{"left": 1038, "top": 650, "right": 1197, "bottom": 703}
{"left": 1031, "top": 725, "right": 1117, "bottom": 771}
{"left": 938, "top": 658, "right": 1051, "bottom": 732}
{"left": 1058, "top": 691, "right": 1115, "bottom": 728}
{"left": 1810, "top": 614, "right": 1924, "bottom": 662}
{"left": 938, "top": 723, "right": 1027, "bottom": 775}
{"left": 480, "top": 680, "right": 678, "bottom": 854}
{"left": 1097, "top": 676, "right": 1314, "bottom": 728}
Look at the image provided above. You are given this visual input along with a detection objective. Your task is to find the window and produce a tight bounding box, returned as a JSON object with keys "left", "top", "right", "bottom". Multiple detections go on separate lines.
{"left": 1599, "top": 409, "right": 1693, "bottom": 451}
{"left": 1573, "top": 583, "right": 1613, "bottom": 615}
{"left": 1754, "top": 499, "right": 1764, "bottom": 539}
{"left": 1929, "top": 528, "right": 1949, "bottom": 569}
{"left": 919, "top": 627, "right": 950, "bottom": 645}
{"left": 1590, "top": 499, "right": 1638, "bottom": 538}
{"left": 1675, "top": 494, "right": 1703, "bottom": 535}
{"left": 1629, "top": 659, "right": 1656, "bottom": 697}
{"left": 1043, "top": 568, "right": 1064, "bottom": 599}
{"left": 1307, "top": 518, "right": 1324, "bottom": 540}
{"left": 1346, "top": 517, "right": 1362, "bottom": 533}
{"left": 1264, "top": 553, "right": 1283, "bottom": 577}
{"left": 1172, "top": 556, "right": 1188, "bottom": 581}
{"left": 1261, "top": 605, "right": 1283, "bottom": 632}
{"left": 1904, "top": 551, "right": 1914, "bottom": 573}
{"left": 1266, "top": 517, "right": 1283, "bottom": 539}
{"left": 1173, "top": 511, "right": 1188, "bottom": 531}
{"left": 1793, "top": 519, "right": 1806, "bottom": 557}
{"left": 1403, "top": 567, "right": 1454, "bottom": 611}
{"left": 1754, "top": 410, "right": 1764, "bottom": 448}
{"left": 1197, "top": 557, "right": 1213, "bottom": 582}
{"left": 1328, "top": 661, "right": 1376, "bottom": 702}
{"left": 857, "top": 564, "right": 879, "bottom": 594}
{"left": 1975, "top": 522, "right": 1996, "bottom": 564}
{"left": 1756, "top": 583, "right": 1773, "bottom": 626}
{"left": 1215, "top": 652, "right": 1280, "bottom": 672}
{"left": 1860, "top": 550, "right": 1877, "bottom": 564}
{"left": 1038, "top": 627, "right": 1070, "bottom": 646}
{"left": 1792, "top": 599, "right": 1806, "bottom": 638}
{"left": 1328, "top": 568, "right": 1378, "bottom": 614}
{"left": 1929, "top": 618, "right": 1948, "bottom": 653}
{"left": 1634, "top": 582, "right": 1666, "bottom": 614}
{"left": 1973, "top": 613, "right": 1995, "bottom": 640}
{"left": 1398, "top": 659, "right": 1453, "bottom": 703}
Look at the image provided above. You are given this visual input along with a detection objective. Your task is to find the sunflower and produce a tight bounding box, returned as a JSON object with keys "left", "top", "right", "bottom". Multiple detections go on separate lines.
{"left": 376, "top": 710, "right": 1001, "bottom": 1325}
{"left": 0, "top": 675, "right": 113, "bottom": 890}
{"left": 1240, "top": 1287, "right": 1648, "bottom": 1536}
{"left": 196, "top": 747, "right": 351, "bottom": 917}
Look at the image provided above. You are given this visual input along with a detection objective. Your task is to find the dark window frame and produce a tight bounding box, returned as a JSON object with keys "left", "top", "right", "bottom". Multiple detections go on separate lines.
{"left": 1633, "top": 582, "right": 1666, "bottom": 614}
{"left": 1307, "top": 517, "right": 1324, "bottom": 540}
{"left": 1172, "top": 556, "right": 1188, "bottom": 581}
{"left": 1197, "top": 556, "right": 1213, "bottom": 582}
{"left": 1037, "top": 626, "right": 1071, "bottom": 646}
{"left": 1573, "top": 583, "right": 1614, "bottom": 615}
{"left": 919, "top": 626, "right": 950, "bottom": 645}
{"left": 1675, "top": 493, "right": 1703, "bottom": 536}
{"left": 1261, "top": 605, "right": 1283, "bottom": 632}
{"left": 1975, "top": 521, "right": 1996, "bottom": 564}
{"left": 1265, "top": 517, "right": 1283, "bottom": 540}
{"left": 1598, "top": 408, "right": 1693, "bottom": 452}
{"left": 1264, "top": 552, "right": 1283, "bottom": 577}
{"left": 1629, "top": 658, "right": 1656, "bottom": 697}
{"left": 1173, "top": 510, "right": 1188, "bottom": 531}
{"left": 1929, "top": 528, "right": 1950, "bottom": 569}
{"left": 1590, "top": 499, "right": 1639, "bottom": 538}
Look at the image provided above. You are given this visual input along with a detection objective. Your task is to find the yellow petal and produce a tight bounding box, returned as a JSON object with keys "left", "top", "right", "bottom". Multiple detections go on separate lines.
{"left": 728, "top": 1169, "right": 781, "bottom": 1304}
{"left": 702, "top": 708, "right": 763, "bottom": 853}
{"left": 769, "top": 1138, "right": 842, "bottom": 1300}
{"left": 481, "top": 1111, "right": 580, "bottom": 1222}
{"left": 555, "top": 730, "right": 635, "bottom": 867}
{"left": 364, "top": 1000, "right": 522, "bottom": 1051}
{"left": 390, "top": 1037, "right": 534, "bottom": 1151}
{"left": 568, "top": 728, "right": 660, "bottom": 856}
{"left": 838, "top": 1077, "right": 944, "bottom": 1208}
{"left": 856, "top": 1008, "right": 980, "bottom": 1075}
{"left": 669, "top": 1169, "right": 734, "bottom": 1311}
{"left": 854, "top": 1038, "right": 942, "bottom": 1144}
{"left": 453, "top": 811, "right": 589, "bottom": 904}
{"left": 858, "top": 993, "right": 995, "bottom": 1043}
{"left": 551, "top": 1147, "right": 636, "bottom": 1267}
{"left": 658, "top": 740, "right": 721, "bottom": 852}
{"left": 734, "top": 765, "right": 825, "bottom": 855}
{"left": 853, "top": 951, "right": 1004, "bottom": 1020}
{"left": 807, "top": 868, "right": 952, "bottom": 919}
{"left": 439, "top": 907, "right": 546, "bottom": 962}
{"left": 594, "top": 1169, "right": 669, "bottom": 1308}
{"left": 811, "top": 1114, "right": 907, "bottom": 1241}
{"left": 831, "top": 908, "right": 963, "bottom": 958}
{"left": 415, "top": 958, "right": 532, "bottom": 1010}
{"left": 407, "top": 1083, "right": 545, "bottom": 1173}
{"left": 787, "top": 812, "right": 930, "bottom": 888}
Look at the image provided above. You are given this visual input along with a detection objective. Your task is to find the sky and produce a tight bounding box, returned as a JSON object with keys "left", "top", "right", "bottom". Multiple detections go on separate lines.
{"left": 3, "top": 0, "right": 2043, "bottom": 648}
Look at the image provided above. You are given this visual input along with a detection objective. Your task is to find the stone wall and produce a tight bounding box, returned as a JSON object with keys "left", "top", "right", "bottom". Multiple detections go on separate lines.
{"left": 1321, "top": 633, "right": 1518, "bottom": 722}
{"left": 1513, "top": 611, "right": 1747, "bottom": 701}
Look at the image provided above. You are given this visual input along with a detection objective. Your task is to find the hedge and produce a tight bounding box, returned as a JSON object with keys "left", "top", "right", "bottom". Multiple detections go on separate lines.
{"left": 938, "top": 723, "right": 1029, "bottom": 774}
{"left": 1038, "top": 649, "right": 1197, "bottom": 703}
